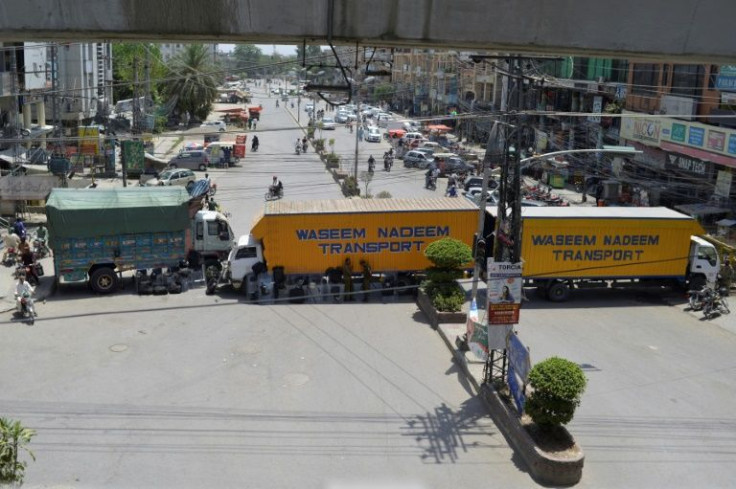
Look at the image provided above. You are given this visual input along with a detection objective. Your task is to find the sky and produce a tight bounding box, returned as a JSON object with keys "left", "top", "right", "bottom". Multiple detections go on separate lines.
{"left": 219, "top": 44, "right": 296, "bottom": 56}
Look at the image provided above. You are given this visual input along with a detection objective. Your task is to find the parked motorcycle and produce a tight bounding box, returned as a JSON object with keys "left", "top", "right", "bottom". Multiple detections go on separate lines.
{"left": 702, "top": 287, "right": 731, "bottom": 319}
{"left": 687, "top": 285, "right": 712, "bottom": 311}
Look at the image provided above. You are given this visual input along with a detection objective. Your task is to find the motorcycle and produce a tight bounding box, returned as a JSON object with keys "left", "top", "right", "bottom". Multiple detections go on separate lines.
{"left": 265, "top": 186, "right": 284, "bottom": 201}
{"left": 17, "top": 262, "right": 43, "bottom": 286}
{"left": 702, "top": 287, "right": 731, "bottom": 319}
{"left": 425, "top": 176, "right": 437, "bottom": 190}
{"left": 2, "top": 247, "right": 19, "bottom": 266}
{"left": 687, "top": 285, "right": 713, "bottom": 311}
{"left": 302, "top": 141, "right": 308, "bottom": 153}
{"left": 368, "top": 161, "right": 375, "bottom": 174}
{"left": 295, "top": 144, "right": 301, "bottom": 155}
{"left": 14, "top": 292, "right": 35, "bottom": 325}
{"left": 383, "top": 155, "right": 393, "bottom": 172}
{"left": 33, "top": 237, "right": 50, "bottom": 259}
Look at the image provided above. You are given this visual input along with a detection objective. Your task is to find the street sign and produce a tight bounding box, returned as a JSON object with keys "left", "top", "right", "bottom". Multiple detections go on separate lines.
{"left": 507, "top": 332, "right": 531, "bottom": 382}
{"left": 508, "top": 363, "right": 526, "bottom": 414}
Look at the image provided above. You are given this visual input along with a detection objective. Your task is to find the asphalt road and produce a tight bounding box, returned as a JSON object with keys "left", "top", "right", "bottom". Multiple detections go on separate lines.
{"left": 1, "top": 85, "right": 735, "bottom": 488}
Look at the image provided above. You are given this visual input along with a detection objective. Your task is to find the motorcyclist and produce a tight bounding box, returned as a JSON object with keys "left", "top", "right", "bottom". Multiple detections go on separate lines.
{"left": 295, "top": 139, "right": 302, "bottom": 154}
{"left": 251, "top": 135, "right": 259, "bottom": 151}
{"left": 269, "top": 176, "right": 283, "bottom": 197}
{"left": 302, "top": 137, "right": 308, "bottom": 153}
{"left": 445, "top": 183, "right": 458, "bottom": 197}
{"left": 425, "top": 167, "right": 439, "bottom": 189}
{"left": 13, "top": 218, "right": 26, "bottom": 240}
{"left": 368, "top": 155, "right": 376, "bottom": 171}
{"left": 2, "top": 229, "right": 20, "bottom": 263}
{"left": 383, "top": 152, "right": 393, "bottom": 171}
{"left": 14, "top": 273, "right": 35, "bottom": 316}
{"left": 20, "top": 249, "right": 39, "bottom": 284}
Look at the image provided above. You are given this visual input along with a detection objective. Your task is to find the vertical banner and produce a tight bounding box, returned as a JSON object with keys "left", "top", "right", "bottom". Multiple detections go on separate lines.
{"left": 487, "top": 262, "right": 522, "bottom": 325}
{"left": 507, "top": 333, "right": 531, "bottom": 414}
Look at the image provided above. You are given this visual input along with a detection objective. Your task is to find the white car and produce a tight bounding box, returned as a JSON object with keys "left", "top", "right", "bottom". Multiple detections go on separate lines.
{"left": 200, "top": 121, "right": 226, "bottom": 132}
{"left": 321, "top": 117, "right": 336, "bottom": 130}
{"left": 364, "top": 127, "right": 381, "bottom": 142}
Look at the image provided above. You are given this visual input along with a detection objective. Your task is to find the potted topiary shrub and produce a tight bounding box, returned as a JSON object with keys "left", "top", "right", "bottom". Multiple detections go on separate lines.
{"left": 341, "top": 176, "right": 361, "bottom": 197}
{"left": 525, "top": 356, "right": 587, "bottom": 430}
{"left": 417, "top": 238, "right": 472, "bottom": 328}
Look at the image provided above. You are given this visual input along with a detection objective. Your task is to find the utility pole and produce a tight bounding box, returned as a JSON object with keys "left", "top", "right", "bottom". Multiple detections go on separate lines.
{"left": 9, "top": 44, "right": 19, "bottom": 163}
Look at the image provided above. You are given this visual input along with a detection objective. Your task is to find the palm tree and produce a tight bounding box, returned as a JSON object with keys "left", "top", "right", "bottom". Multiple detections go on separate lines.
{"left": 162, "top": 44, "right": 218, "bottom": 122}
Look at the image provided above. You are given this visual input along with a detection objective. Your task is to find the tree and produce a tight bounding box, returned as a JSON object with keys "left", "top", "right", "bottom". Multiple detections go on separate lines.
{"left": 359, "top": 171, "right": 373, "bottom": 198}
{"left": 295, "top": 45, "right": 323, "bottom": 65}
{"left": 161, "top": 44, "right": 218, "bottom": 122}
{"left": 422, "top": 238, "right": 473, "bottom": 312}
{"left": 373, "top": 83, "right": 395, "bottom": 104}
{"left": 0, "top": 417, "right": 36, "bottom": 485}
{"left": 525, "top": 357, "right": 587, "bottom": 428}
{"left": 111, "top": 43, "right": 165, "bottom": 103}
{"left": 232, "top": 44, "right": 263, "bottom": 78}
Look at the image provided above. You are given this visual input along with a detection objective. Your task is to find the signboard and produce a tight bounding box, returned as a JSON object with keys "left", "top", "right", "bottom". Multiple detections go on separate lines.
{"left": 506, "top": 333, "right": 530, "bottom": 414}
{"left": 487, "top": 262, "right": 522, "bottom": 325}
{"left": 622, "top": 111, "right": 736, "bottom": 159}
{"left": 507, "top": 363, "right": 525, "bottom": 414}
{"left": 666, "top": 153, "right": 712, "bottom": 178}
{"left": 716, "top": 65, "right": 736, "bottom": 92}
{"left": 121, "top": 140, "right": 145, "bottom": 173}
{"left": 23, "top": 43, "right": 48, "bottom": 90}
{"left": 715, "top": 170, "right": 733, "bottom": 198}
{"left": 78, "top": 126, "right": 100, "bottom": 155}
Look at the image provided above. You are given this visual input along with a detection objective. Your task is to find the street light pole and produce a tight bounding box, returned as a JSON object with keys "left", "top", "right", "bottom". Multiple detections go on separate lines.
{"left": 353, "top": 96, "right": 361, "bottom": 180}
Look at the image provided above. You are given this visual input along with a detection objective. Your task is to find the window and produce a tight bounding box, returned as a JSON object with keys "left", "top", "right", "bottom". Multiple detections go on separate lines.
{"left": 671, "top": 64, "right": 704, "bottom": 98}
{"left": 235, "top": 247, "right": 258, "bottom": 259}
{"left": 207, "top": 221, "right": 219, "bottom": 237}
{"left": 196, "top": 221, "right": 203, "bottom": 240}
{"left": 631, "top": 64, "right": 660, "bottom": 95}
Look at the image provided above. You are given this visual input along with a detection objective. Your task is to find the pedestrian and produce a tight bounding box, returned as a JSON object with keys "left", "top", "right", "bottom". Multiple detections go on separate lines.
{"left": 252, "top": 119, "right": 257, "bottom": 130}
{"left": 595, "top": 183, "right": 604, "bottom": 206}
{"left": 719, "top": 258, "right": 733, "bottom": 294}
{"left": 342, "top": 257, "right": 354, "bottom": 301}
{"left": 360, "top": 260, "right": 372, "bottom": 302}
{"left": 247, "top": 119, "right": 252, "bottom": 130}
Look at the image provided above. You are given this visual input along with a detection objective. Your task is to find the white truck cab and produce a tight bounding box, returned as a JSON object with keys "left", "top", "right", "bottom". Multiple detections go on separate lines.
{"left": 192, "top": 210, "right": 235, "bottom": 254}
{"left": 225, "top": 234, "right": 264, "bottom": 290}
{"left": 689, "top": 236, "right": 720, "bottom": 286}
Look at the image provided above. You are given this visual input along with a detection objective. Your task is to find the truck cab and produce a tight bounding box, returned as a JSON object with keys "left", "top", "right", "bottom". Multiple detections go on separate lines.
{"left": 192, "top": 210, "right": 235, "bottom": 257}
{"left": 225, "top": 234, "right": 264, "bottom": 291}
{"left": 688, "top": 236, "right": 720, "bottom": 286}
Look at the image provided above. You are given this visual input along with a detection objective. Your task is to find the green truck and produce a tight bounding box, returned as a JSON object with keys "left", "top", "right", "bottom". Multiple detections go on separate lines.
{"left": 46, "top": 187, "right": 234, "bottom": 293}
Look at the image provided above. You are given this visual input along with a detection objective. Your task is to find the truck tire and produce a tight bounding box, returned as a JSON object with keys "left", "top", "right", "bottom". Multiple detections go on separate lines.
{"left": 90, "top": 268, "right": 118, "bottom": 294}
{"left": 547, "top": 281, "right": 571, "bottom": 302}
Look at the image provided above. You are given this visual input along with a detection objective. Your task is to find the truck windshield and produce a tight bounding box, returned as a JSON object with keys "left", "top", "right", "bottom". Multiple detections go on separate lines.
{"left": 697, "top": 246, "right": 718, "bottom": 266}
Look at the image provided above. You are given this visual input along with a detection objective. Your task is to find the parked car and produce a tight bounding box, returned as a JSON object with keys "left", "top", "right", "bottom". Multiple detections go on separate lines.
{"left": 364, "top": 127, "right": 382, "bottom": 142}
{"left": 200, "top": 120, "right": 226, "bottom": 132}
{"left": 414, "top": 147, "right": 435, "bottom": 157}
{"left": 321, "top": 117, "right": 337, "bottom": 130}
{"left": 144, "top": 168, "right": 197, "bottom": 188}
{"left": 463, "top": 175, "right": 499, "bottom": 191}
{"left": 403, "top": 150, "right": 435, "bottom": 169}
{"left": 168, "top": 150, "right": 210, "bottom": 171}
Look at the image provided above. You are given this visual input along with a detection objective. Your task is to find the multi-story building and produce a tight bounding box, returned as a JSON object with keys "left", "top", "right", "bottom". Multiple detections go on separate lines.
{"left": 54, "top": 42, "right": 113, "bottom": 127}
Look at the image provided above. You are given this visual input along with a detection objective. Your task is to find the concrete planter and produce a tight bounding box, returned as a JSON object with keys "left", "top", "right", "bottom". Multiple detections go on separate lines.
{"left": 479, "top": 383, "right": 584, "bottom": 486}
{"left": 417, "top": 288, "right": 467, "bottom": 329}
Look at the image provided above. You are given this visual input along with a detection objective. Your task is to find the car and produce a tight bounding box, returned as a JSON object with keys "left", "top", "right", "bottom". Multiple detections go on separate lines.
{"left": 168, "top": 150, "right": 211, "bottom": 171}
{"left": 414, "top": 147, "right": 435, "bottom": 157}
{"left": 304, "top": 103, "right": 314, "bottom": 113}
{"left": 403, "top": 150, "right": 435, "bottom": 169}
{"left": 320, "top": 117, "right": 336, "bottom": 130}
{"left": 401, "top": 132, "right": 425, "bottom": 145}
{"left": 200, "top": 120, "right": 226, "bottom": 132}
{"left": 364, "top": 127, "right": 381, "bottom": 142}
{"left": 463, "top": 188, "right": 500, "bottom": 206}
{"left": 335, "top": 112, "right": 349, "bottom": 123}
{"left": 463, "top": 175, "right": 499, "bottom": 192}
{"left": 144, "top": 168, "right": 197, "bottom": 188}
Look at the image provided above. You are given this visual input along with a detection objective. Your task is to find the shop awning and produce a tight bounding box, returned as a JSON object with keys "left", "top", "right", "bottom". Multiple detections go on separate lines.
{"left": 427, "top": 124, "right": 452, "bottom": 132}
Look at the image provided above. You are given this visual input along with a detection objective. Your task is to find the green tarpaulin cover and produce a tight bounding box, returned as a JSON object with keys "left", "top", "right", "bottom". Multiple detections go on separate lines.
{"left": 46, "top": 187, "right": 191, "bottom": 240}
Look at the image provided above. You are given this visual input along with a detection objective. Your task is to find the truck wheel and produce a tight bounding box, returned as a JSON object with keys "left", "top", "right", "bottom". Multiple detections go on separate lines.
{"left": 90, "top": 268, "right": 118, "bottom": 294}
{"left": 198, "top": 163, "right": 207, "bottom": 171}
{"left": 547, "top": 281, "right": 571, "bottom": 302}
